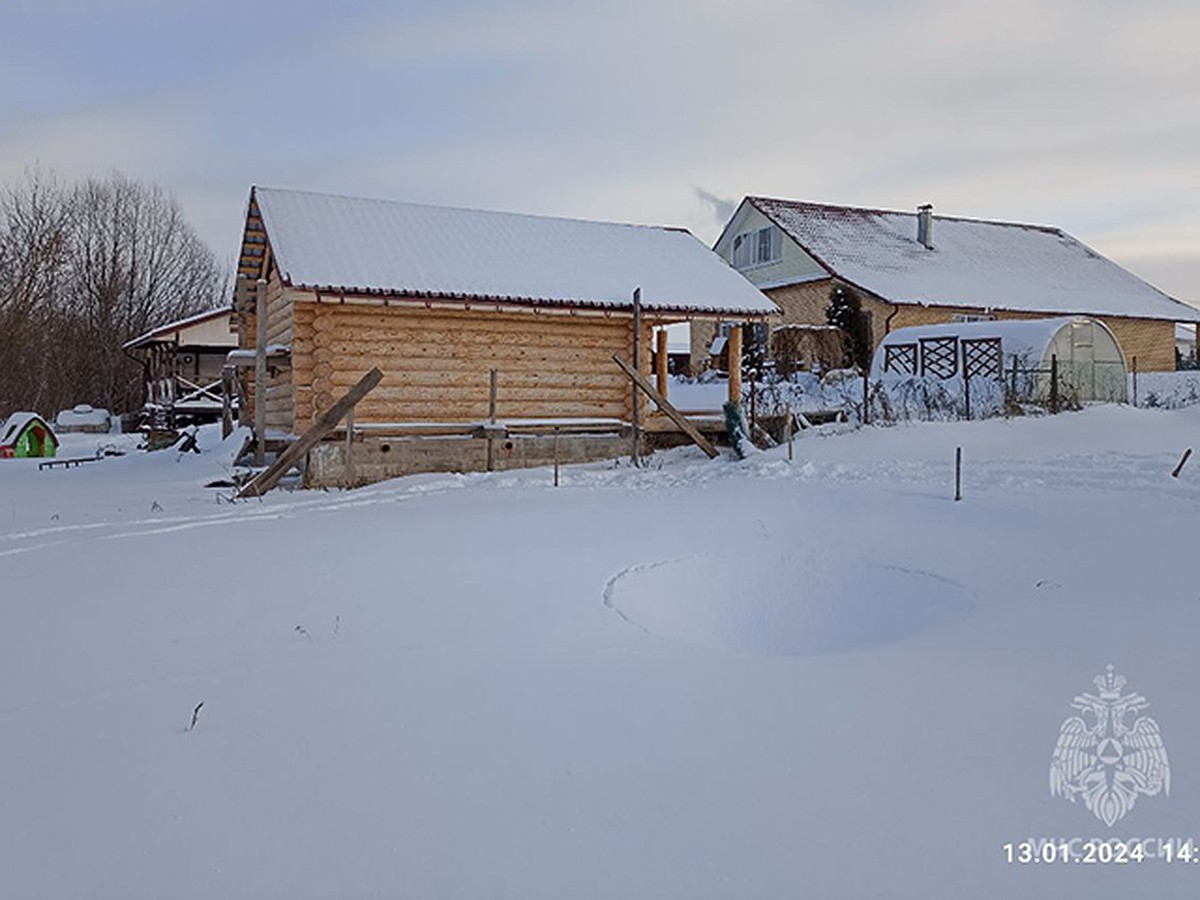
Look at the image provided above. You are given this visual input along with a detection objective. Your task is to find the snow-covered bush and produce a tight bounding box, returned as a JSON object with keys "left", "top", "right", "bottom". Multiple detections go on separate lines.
{"left": 1132, "top": 372, "right": 1200, "bottom": 410}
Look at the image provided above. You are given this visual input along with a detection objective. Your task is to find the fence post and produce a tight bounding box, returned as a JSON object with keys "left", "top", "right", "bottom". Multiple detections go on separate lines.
{"left": 553, "top": 425, "right": 561, "bottom": 487}
{"left": 786, "top": 405, "right": 794, "bottom": 462}
{"left": 955, "top": 446, "right": 962, "bottom": 502}
{"left": 1009, "top": 356, "right": 1018, "bottom": 401}
{"left": 862, "top": 372, "right": 870, "bottom": 425}
{"left": 1050, "top": 354, "right": 1059, "bottom": 414}
{"left": 1132, "top": 356, "right": 1138, "bottom": 407}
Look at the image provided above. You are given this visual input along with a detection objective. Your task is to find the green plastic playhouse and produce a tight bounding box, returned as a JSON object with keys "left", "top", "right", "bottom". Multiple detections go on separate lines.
{"left": 0, "top": 412, "right": 59, "bottom": 458}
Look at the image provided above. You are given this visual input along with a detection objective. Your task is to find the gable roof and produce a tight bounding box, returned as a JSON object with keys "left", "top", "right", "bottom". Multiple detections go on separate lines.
{"left": 745, "top": 197, "right": 1200, "bottom": 323}
{"left": 247, "top": 187, "right": 777, "bottom": 317}
{"left": 1, "top": 412, "right": 55, "bottom": 447}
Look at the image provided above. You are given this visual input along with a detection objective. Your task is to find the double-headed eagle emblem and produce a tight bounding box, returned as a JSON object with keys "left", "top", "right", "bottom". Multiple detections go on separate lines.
{"left": 1050, "top": 665, "right": 1170, "bottom": 827}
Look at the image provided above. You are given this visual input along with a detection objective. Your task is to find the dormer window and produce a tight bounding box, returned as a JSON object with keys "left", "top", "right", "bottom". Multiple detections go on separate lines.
{"left": 732, "top": 226, "right": 781, "bottom": 269}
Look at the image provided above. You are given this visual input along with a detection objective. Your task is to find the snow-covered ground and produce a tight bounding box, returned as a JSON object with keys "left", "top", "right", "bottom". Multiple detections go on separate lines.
{"left": 3, "top": 409, "right": 1200, "bottom": 898}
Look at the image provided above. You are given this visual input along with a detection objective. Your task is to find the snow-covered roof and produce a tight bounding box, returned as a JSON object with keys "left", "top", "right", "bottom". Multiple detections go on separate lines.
{"left": 251, "top": 187, "right": 778, "bottom": 317}
{"left": 748, "top": 198, "right": 1200, "bottom": 323}
{"left": 124, "top": 307, "right": 233, "bottom": 350}
{"left": 1, "top": 412, "right": 52, "bottom": 446}
{"left": 55, "top": 405, "right": 110, "bottom": 428}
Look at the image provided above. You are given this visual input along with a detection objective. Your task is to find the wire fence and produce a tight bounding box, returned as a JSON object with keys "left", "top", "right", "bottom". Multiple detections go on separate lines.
{"left": 744, "top": 352, "right": 1151, "bottom": 435}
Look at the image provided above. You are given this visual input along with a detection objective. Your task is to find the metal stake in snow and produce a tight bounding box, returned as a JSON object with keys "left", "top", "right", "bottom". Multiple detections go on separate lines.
{"left": 955, "top": 446, "right": 963, "bottom": 502}
{"left": 1172, "top": 448, "right": 1192, "bottom": 478}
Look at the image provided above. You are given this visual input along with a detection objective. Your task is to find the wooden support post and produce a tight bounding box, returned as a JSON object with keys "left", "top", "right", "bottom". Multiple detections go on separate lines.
{"left": 254, "top": 277, "right": 268, "bottom": 466}
{"left": 486, "top": 368, "right": 497, "bottom": 473}
{"left": 749, "top": 373, "right": 757, "bottom": 431}
{"left": 1049, "top": 354, "right": 1059, "bottom": 414}
{"left": 727, "top": 325, "right": 743, "bottom": 407}
{"left": 862, "top": 372, "right": 870, "bottom": 425}
{"left": 613, "top": 354, "right": 718, "bottom": 458}
{"left": 344, "top": 407, "right": 355, "bottom": 489}
{"left": 1132, "top": 356, "right": 1138, "bottom": 407}
{"left": 221, "top": 366, "right": 235, "bottom": 439}
{"left": 656, "top": 328, "right": 669, "bottom": 399}
{"left": 786, "top": 405, "right": 794, "bottom": 462}
{"left": 955, "top": 446, "right": 962, "bottom": 502}
{"left": 238, "top": 368, "right": 383, "bottom": 499}
{"left": 631, "top": 288, "right": 642, "bottom": 467}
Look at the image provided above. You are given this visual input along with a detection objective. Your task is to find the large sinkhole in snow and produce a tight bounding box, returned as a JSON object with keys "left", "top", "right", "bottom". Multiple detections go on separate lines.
{"left": 604, "top": 554, "right": 971, "bottom": 656}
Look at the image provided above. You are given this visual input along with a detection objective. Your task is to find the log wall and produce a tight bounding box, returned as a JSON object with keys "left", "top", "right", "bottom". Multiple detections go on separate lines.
{"left": 290, "top": 297, "right": 656, "bottom": 426}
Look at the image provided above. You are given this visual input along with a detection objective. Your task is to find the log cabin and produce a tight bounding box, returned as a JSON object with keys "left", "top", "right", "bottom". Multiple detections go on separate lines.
{"left": 232, "top": 187, "right": 778, "bottom": 486}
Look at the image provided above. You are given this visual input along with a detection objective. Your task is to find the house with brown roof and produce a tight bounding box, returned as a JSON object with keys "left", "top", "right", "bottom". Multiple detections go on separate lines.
{"left": 696, "top": 197, "right": 1200, "bottom": 373}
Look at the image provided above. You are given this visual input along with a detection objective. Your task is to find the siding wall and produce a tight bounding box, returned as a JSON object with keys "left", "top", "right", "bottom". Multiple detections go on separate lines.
{"left": 713, "top": 203, "right": 828, "bottom": 289}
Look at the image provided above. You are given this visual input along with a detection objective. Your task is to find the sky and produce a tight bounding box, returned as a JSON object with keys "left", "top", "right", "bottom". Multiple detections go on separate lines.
{"left": 1, "top": 0, "right": 1197, "bottom": 305}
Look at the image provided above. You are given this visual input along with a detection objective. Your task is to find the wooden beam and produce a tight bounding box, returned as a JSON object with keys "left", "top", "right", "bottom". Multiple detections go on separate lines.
{"left": 221, "top": 366, "right": 235, "bottom": 439}
{"left": 254, "top": 278, "right": 268, "bottom": 466}
{"left": 486, "top": 368, "right": 497, "bottom": 472}
{"left": 238, "top": 367, "right": 383, "bottom": 498}
{"left": 728, "top": 325, "right": 743, "bottom": 407}
{"left": 631, "top": 288, "right": 642, "bottom": 466}
{"left": 656, "top": 328, "right": 669, "bottom": 398}
{"left": 344, "top": 407, "right": 355, "bottom": 488}
{"left": 613, "top": 353, "right": 718, "bottom": 459}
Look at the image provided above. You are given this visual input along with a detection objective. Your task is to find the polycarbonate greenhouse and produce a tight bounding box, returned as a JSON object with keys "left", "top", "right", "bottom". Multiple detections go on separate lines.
{"left": 871, "top": 316, "right": 1128, "bottom": 403}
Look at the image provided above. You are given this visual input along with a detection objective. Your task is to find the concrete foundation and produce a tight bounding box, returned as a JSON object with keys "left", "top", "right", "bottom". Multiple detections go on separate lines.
{"left": 305, "top": 431, "right": 638, "bottom": 488}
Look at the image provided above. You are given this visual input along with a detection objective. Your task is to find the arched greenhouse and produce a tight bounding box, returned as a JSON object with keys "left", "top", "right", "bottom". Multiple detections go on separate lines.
{"left": 870, "top": 316, "right": 1128, "bottom": 403}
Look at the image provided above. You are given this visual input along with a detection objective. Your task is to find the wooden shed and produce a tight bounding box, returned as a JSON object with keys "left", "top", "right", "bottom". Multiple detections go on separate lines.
{"left": 0, "top": 412, "right": 58, "bottom": 459}
{"left": 232, "top": 187, "right": 778, "bottom": 486}
{"left": 124, "top": 307, "right": 238, "bottom": 427}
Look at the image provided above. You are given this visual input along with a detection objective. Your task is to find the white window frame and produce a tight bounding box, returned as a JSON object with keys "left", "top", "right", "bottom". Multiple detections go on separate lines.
{"left": 732, "top": 226, "right": 781, "bottom": 270}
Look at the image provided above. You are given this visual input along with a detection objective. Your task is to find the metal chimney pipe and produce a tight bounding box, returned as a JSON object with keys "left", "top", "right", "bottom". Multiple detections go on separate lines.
{"left": 917, "top": 204, "right": 934, "bottom": 249}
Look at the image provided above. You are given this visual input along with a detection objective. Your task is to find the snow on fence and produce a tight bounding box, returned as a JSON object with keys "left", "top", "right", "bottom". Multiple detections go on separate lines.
{"left": 1129, "top": 371, "right": 1200, "bottom": 410}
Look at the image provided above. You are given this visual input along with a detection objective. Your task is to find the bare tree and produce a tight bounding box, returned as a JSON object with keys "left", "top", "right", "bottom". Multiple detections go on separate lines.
{"left": 0, "top": 170, "right": 224, "bottom": 419}
{"left": 0, "top": 170, "right": 72, "bottom": 414}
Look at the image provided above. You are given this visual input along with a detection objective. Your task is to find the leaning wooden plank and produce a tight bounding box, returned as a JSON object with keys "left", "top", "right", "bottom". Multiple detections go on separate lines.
{"left": 238, "top": 367, "right": 383, "bottom": 498}
{"left": 612, "top": 354, "right": 718, "bottom": 459}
